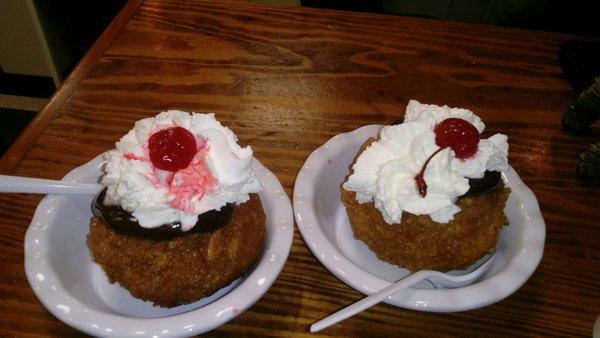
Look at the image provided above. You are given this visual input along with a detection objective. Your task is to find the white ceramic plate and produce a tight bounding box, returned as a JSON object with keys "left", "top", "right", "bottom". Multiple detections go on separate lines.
{"left": 294, "top": 125, "right": 545, "bottom": 312}
{"left": 25, "top": 155, "right": 293, "bottom": 337}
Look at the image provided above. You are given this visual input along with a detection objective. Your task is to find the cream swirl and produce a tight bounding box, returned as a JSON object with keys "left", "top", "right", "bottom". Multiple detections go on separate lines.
{"left": 101, "top": 110, "right": 262, "bottom": 230}
{"left": 343, "top": 100, "right": 508, "bottom": 224}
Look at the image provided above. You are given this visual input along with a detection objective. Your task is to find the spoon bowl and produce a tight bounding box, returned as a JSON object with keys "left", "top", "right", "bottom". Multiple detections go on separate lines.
{"left": 310, "top": 253, "right": 496, "bottom": 333}
{"left": 425, "top": 255, "right": 495, "bottom": 288}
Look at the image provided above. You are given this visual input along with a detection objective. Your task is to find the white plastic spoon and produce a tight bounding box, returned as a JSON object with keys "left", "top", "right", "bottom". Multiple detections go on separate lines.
{"left": 0, "top": 175, "right": 102, "bottom": 195}
{"left": 310, "top": 253, "right": 496, "bottom": 333}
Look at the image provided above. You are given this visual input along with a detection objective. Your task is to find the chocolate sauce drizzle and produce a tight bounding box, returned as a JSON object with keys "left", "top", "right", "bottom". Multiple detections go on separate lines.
{"left": 92, "top": 188, "right": 234, "bottom": 240}
{"left": 465, "top": 170, "right": 502, "bottom": 196}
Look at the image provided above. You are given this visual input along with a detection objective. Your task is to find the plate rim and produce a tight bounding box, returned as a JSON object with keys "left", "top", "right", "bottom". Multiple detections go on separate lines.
{"left": 24, "top": 154, "right": 294, "bottom": 337}
{"left": 293, "top": 124, "right": 546, "bottom": 312}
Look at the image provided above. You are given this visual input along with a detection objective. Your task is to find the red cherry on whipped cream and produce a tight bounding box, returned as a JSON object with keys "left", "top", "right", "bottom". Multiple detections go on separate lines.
{"left": 416, "top": 118, "right": 480, "bottom": 197}
{"left": 433, "top": 118, "right": 479, "bottom": 159}
{"left": 149, "top": 127, "right": 197, "bottom": 171}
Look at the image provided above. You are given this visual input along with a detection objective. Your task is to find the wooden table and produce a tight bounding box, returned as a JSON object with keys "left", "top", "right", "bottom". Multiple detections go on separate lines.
{"left": 1, "top": 0, "right": 598, "bottom": 336}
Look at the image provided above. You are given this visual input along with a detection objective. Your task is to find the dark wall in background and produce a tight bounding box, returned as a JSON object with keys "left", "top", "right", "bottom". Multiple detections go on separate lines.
{"left": 34, "top": 0, "right": 127, "bottom": 79}
{"left": 0, "top": 1, "right": 126, "bottom": 157}
{"left": 302, "top": 0, "right": 599, "bottom": 37}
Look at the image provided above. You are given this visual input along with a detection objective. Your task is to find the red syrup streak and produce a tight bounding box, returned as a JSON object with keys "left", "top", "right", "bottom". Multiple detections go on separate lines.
{"left": 123, "top": 153, "right": 147, "bottom": 161}
{"left": 168, "top": 147, "right": 217, "bottom": 213}
{"left": 415, "top": 148, "right": 445, "bottom": 197}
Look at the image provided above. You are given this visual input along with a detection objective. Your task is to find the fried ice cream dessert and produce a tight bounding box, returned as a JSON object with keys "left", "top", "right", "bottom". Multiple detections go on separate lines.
{"left": 89, "top": 111, "right": 265, "bottom": 307}
{"left": 342, "top": 100, "right": 510, "bottom": 272}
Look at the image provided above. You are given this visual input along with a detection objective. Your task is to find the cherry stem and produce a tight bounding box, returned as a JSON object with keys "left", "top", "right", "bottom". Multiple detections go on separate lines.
{"left": 415, "top": 147, "right": 445, "bottom": 197}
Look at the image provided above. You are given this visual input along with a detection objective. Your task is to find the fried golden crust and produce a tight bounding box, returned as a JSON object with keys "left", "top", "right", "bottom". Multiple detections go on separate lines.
{"left": 342, "top": 138, "right": 510, "bottom": 272}
{"left": 87, "top": 194, "right": 265, "bottom": 307}
{"left": 342, "top": 187, "right": 509, "bottom": 272}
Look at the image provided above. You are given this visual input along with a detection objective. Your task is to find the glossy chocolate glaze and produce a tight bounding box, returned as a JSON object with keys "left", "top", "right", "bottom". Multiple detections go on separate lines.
{"left": 465, "top": 170, "right": 502, "bottom": 196}
{"left": 92, "top": 188, "right": 233, "bottom": 240}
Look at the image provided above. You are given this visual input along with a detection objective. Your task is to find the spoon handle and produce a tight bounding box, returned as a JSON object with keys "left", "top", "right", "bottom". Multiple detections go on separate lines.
{"left": 0, "top": 175, "right": 102, "bottom": 195}
{"left": 310, "top": 270, "right": 434, "bottom": 333}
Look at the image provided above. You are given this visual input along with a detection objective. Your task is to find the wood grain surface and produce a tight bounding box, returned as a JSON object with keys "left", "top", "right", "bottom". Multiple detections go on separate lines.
{"left": 1, "top": 0, "right": 599, "bottom": 336}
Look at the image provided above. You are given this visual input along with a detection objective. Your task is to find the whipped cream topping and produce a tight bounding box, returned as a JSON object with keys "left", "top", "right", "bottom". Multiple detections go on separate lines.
{"left": 343, "top": 100, "right": 509, "bottom": 224}
{"left": 102, "top": 110, "right": 262, "bottom": 231}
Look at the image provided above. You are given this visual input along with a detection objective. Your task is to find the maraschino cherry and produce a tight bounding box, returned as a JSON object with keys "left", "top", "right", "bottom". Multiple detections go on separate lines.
{"left": 149, "top": 127, "right": 197, "bottom": 171}
{"left": 415, "top": 118, "right": 479, "bottom": 197}
{"left": 434, "top": 118, "right": 479, "bottom": 159}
